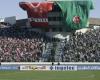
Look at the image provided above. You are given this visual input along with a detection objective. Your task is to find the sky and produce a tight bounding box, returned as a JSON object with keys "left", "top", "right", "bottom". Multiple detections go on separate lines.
{"left": 0, "top": 0, "right": 100, "bottom": 19}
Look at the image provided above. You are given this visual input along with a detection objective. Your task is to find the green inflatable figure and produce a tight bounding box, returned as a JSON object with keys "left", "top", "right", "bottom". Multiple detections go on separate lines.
{"left": 56, "top": 0, "right": 94, "bottom": 31}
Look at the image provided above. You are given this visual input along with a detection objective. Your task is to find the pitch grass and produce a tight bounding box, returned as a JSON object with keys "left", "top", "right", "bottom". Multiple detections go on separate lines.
{"left": 0, "top": 71, "right": 100, "bottom": 80}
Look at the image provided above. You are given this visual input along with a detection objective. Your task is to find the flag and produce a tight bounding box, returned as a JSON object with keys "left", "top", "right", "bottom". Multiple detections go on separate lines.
{"left": 19, "top": 2, "right": 53, "bottom": 27}
{"left": 56, "top": 0, "right": 94, "bottom": 30}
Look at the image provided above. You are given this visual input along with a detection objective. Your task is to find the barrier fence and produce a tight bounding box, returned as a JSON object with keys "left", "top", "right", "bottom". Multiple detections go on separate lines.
{"left": 0, "top": 62, "right": 100, "bottom": 71}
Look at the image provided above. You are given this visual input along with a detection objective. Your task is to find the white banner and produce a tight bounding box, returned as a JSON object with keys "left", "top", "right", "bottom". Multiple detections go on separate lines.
{"left": 20, "top": 65, "right": 77, "bottom": 71}
{"left": 20, "top": 65, "right": 50, "bottom": 71}
{"left": 49, "top": 65, "right": 77, "bottom": 71}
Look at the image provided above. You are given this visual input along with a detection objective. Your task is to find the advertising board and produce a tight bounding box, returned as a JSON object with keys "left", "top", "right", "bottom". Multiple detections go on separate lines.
{"left": 1, "top": 62, "right": 100, "bottom": 71}
{"left": 20, "top": 65, "right": 50, "bottom": 71}
{"left": 77, "top": 65, "right": 100, "bottom": 70}
{"left": 0, "top": 65, "right": 19, "bottom": 70}
{"left": 49, "top": 65, "right": 77, "bottom": 71}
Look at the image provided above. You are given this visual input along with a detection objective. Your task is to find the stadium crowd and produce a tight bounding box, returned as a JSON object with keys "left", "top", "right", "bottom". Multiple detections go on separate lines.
{"left": 0, "top": 27, "right": 100, "bottom": 62}
{"left": 0, "top": 28, "right": 46, "bottom": 62}
{"left": 63, "top": 28, "right": 100, "bottom": 62}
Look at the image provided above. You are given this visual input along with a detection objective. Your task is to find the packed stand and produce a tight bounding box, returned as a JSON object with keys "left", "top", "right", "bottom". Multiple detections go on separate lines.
{"left": 0, "top": 27, "right": 100, "bottom": 62}
{"left": 63, "top": 28, "right": 100, "bottom": 62}
{"left": 0, "top": 27, "right": 51, "bottom": 62}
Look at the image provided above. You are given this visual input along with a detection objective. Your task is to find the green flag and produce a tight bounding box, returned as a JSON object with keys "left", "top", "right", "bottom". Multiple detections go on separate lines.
{"left": 56, "top": 0, "right": 94, "bottom": 31}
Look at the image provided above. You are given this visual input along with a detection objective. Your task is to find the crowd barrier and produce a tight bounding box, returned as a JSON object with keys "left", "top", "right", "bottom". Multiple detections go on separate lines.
{"left": 0, "top": 62, "right": 100, "bottom": 71}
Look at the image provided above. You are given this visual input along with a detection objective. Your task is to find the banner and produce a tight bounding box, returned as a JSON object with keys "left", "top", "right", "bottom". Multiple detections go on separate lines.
{"left": 56, "top": 0, "right": 94, "bottom": 30}
{"left": 0, "top": 65, "right": 19, "bottom": 70}
{"left": 49, "top": 65, "right": 77, "bottom": 71}
{"left": 19, "top": 2, "right": 53, "bottom": 27}
{"left": 77, "top": 65, "right": 100, "bottom": 70}
{"left": 20, "top": 65, "right": 50, "bottom": 71}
